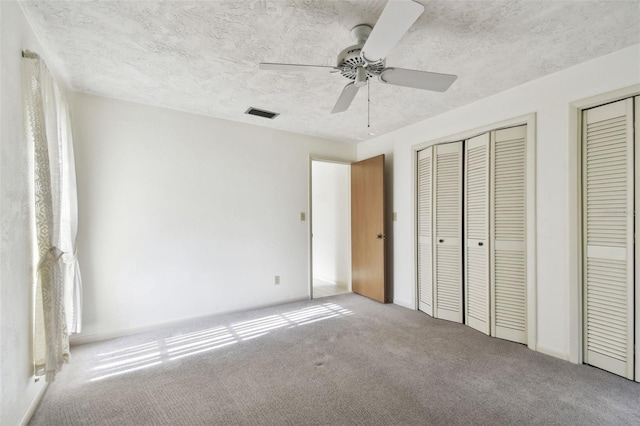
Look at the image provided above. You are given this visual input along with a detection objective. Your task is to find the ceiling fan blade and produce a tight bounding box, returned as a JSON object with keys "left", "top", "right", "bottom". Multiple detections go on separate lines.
{"left": 379, "top": 68, "right": 457, "bottom": 92}
{"left": 259, "top": 63, "right": 340, "bottom": 72}
{"left": 361, "top": 0, "right": 424, "bottom": 63}
{"left": 331, "top": 82, "right": 360, "bottom": 114}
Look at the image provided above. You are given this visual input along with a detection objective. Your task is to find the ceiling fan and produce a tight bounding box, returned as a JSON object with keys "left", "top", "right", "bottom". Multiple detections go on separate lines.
{"left": 259, "top": 0, "right": 457, "bottom": 114}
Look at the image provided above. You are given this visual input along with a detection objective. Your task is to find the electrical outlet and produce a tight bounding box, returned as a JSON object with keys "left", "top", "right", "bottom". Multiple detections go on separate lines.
{"left": 274, "top": 275, "right": 280, "bottom": 285}
{"left": 393, "top": 212, "right": 398, "bottom": 221}
{"left": 300, "top": 212, "right": 306, "bottom": 221}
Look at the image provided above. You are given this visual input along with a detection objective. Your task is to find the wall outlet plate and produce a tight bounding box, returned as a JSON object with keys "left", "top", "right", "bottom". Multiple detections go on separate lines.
{"left": 274, "top": 275, "right": 280, "bottom": 285}
{"left": 300, "top": 212, "right": 306, "bottom": 221}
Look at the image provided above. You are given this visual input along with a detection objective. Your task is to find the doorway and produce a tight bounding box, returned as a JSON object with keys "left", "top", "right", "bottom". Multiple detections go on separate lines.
{"left": 311, "top": 160, "right": 351, "bottom": 299}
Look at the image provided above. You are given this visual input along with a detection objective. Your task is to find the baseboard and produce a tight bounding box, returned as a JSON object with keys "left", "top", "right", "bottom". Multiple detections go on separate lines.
{"left": 393, "top": 299, "right": 415, "bottom": 310}
{"left": 70, "top": 296, "right": 310, "bottom": 346}
{"left": 313, "top": 276, "right": 350, "bottom": 289}
{"left": 19, "top": 381, "right": 48, "bottom": 426}
{"left": 313, "top": 276, "right": 335, "bottom": 285}
{"left": 536, "top": 344, "right": 570, "bottom": 361}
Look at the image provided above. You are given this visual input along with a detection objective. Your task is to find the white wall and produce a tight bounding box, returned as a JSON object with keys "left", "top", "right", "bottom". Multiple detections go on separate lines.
{"left": 70, "top": 93, "right": 355, "bottom": 340}
{"left": 357, "top": 44, "right": 640, "bottom": 361}
{"left": 311, "top": 161, "right": 350, "bottom": 287}
{"left": 0, "top": 2, "right": 48, "bottom": 425}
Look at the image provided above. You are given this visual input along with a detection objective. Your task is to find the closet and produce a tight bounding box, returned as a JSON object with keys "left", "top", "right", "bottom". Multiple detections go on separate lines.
{"left": 417, "top": 125, "right": 527, "bottom": 345}
{"left": 582, "top": 96, "right": 638, "bottom": 380}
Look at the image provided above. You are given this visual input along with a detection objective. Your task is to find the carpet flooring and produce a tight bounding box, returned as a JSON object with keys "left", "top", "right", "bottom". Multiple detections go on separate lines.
{"left": 30, "top": 293, "right": 640, "bottom": 425}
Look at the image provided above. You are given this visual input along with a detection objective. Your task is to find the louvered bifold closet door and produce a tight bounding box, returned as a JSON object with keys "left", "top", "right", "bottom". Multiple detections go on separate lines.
{"left": 434, "top": 142, "right": 463, "bottom": 323}
{"left": 465, "top": 134, "right": 490, "bottom": 334}
{"left": 583, "top": 98, "right": 634, "bottom": 380}
{"left": 490, "top": 126, "right": 527, "bottom": 344}
{"left": 418, "top": 147, "right": 434, "bottom": 315}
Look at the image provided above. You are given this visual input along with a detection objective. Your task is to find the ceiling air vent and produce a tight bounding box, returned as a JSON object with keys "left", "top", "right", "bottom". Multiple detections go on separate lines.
{"left": 245, "top": 107, "right": 279, "bottom": 119}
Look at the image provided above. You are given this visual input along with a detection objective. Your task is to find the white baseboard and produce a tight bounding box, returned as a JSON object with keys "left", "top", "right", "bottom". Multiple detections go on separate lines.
{"left": 70, "top": 296, "right": 309, "bottom": 346}
{"left": 536, "top": 344, "right": 570, "bottom": 361}
{"left": 313, "top": 276, "right": 336, "bottom": 285}
{"left": 19, "top": 381, "right": 48, "bottom": 426}
{"left": 393, "top": 299, "right": 415, "bottom": 310}
{"left": 313, "top": 276, "right": 350, "bottom": 289}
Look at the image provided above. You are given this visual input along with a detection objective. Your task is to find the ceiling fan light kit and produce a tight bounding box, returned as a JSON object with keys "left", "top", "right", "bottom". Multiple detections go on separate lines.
{"left": 259, "top": 0, "right": 458, "bottom": 116}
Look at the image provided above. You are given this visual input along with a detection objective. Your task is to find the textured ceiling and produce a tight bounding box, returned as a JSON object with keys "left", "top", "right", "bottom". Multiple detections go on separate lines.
{"left": 21, "top": 1, "right": 640, "bottom": 143}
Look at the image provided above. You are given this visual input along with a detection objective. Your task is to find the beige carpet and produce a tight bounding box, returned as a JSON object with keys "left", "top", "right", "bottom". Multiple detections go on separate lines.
{"left": 30, "top": 293, "right": 640, "bottom": 425}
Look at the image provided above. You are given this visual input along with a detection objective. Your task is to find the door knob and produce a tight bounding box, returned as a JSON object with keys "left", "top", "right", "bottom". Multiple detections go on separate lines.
{"left": 376, "top": 234, "right": 386, "bottom": 239}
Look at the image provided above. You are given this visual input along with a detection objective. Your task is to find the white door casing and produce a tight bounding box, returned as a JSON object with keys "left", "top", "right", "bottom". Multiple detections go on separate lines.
{"left": 417, "top": 147, "right": 434, "bottom": 316}
{"left": 635, "top": 96, "right": 640, "bottom": 383}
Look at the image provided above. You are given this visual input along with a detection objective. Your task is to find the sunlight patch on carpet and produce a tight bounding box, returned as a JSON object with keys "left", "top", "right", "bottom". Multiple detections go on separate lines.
{"left": 90, "top": 302, "right": 353, "bottom": 381}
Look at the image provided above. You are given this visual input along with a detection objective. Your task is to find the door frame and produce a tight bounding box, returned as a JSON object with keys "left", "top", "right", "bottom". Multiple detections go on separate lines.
{"left": 411, "top": 113, "right": 537, "bottom": 351}
{"left": 308, "top": 156, "right": 353, "bottom": 300}
{"left": 568, "top": 85, "right": 640, "bottom": 377}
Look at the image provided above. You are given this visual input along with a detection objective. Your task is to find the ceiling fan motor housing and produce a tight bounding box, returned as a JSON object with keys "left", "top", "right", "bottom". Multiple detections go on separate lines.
{"left": 336, "top": 44, "right": 385, "bottom": 81}
{"left": 336, "top": 25, "right": 384, "bottom": 83}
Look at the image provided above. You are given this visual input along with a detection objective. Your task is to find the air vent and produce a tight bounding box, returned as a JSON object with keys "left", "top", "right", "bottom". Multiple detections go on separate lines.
{"left": 245, "top": 107, "right": 279, "bottom": 119}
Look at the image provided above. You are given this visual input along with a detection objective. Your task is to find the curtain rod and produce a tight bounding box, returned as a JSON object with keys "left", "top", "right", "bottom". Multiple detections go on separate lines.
{"left": 22, "top": 50, "right": 40, "bottom": 59}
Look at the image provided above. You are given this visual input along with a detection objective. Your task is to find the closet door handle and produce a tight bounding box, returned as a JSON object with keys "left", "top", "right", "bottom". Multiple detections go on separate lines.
{"left": 478, "top": 242, "right": 484, "bottom": 247}
{"left": 439, "top": 239, "right": 444, "bottom": 243}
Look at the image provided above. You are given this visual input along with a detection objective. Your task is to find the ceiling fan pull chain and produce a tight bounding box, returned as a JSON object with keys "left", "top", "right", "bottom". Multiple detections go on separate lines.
{"left": 367, "top": 77, "right": 370, "bottom": 129}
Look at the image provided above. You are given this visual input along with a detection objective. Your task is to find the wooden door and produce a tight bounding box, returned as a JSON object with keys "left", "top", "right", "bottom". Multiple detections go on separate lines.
{"left": 583, "top": 98, "right": 634, "bottom": 379}
{"left": 433, "top": 142, "right": 463, "bottom": 322}
{"left": 465, "top": 133, "right": 490, "bottom": 334}
{"left": 351, "top": 155, "right": 386, "bottom": 303}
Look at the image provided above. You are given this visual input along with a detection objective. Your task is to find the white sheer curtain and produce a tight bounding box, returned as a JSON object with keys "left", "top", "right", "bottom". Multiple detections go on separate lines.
{"left": 23, "top": 50, "right": 82, "bottom": 381}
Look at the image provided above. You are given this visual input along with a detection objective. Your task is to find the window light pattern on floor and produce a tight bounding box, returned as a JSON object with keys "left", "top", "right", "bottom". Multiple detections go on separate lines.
{"left": 91, "top": 302, "right": 353, "bottom": 381}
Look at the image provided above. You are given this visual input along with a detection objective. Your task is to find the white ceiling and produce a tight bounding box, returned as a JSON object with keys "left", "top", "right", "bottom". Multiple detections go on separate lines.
{"left": 21, "top": 1, "right": 640, "bottom": 143}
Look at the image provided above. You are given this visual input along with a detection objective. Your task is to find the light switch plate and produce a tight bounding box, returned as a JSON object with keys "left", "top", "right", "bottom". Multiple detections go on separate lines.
{"left": 393, "top": 212, "right": 398, "bottom": 221}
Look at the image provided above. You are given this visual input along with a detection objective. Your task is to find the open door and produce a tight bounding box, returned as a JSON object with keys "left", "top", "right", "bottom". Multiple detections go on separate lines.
{"left": 351, "top": 155, "right": 386, "bottom": 303}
